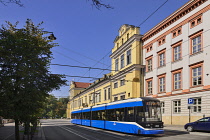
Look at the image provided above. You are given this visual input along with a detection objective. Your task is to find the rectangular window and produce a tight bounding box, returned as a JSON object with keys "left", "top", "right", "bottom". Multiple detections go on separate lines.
{"left": 147, "top": 59, "right": 152, "bottom": 72}
{"left": 159, "top": 53, "right": 165, "bottom": 67}
{"left": 147, "top": 80, "right": 152, "bottom": 95}
{"left": 174, "top": 72, "right": 181, "bottom": 90}
{"left": 190, "top": 15, "right": 202, "bottom": 28}
{"left": 114, "top": 82, "right": 118, "bottom": 88}
{"left": 173, "top": 100, "right": 181, "bottom": 113}
{"left": 158, "top": 37, "right": 166, "bottom": 46}
{"left": 192, "top": 97, "right": 201, "bottom": 113}
{"left": 192, "top": 66, "right": 202, "bottom": 86}
{"left": 95, "top": 92, "right": 101, "bottom": 103}
{"left": 120, "top": 79, "right": 125, "bottom": 86}
{"left": 192, "top": 36, "right": 201, "bottom": 54}
{"left": 114, "top": 96, "right": 118, "bottom": 101}
{"left": 121, "top": 54, "right": 125, "bottom": 69}
{"left": 89, "top": 95, "right": 92, "bottom": 104}
{"left": 161, "top": 102, "right": 165, "bottom": 114}
{"left": 146, "top": 55, "right": 153, "bottom": 72}
{"left": 158, "top": 76, "right": 165, "bottom": 93}
{"left": 174, "top": 45, "right": 181, "bottom": 61}
{"left": 104, "top": 89, "right": 107, "bottom": 100}
{"left": 172, "top": 27, "right": 182, "bottom": 38}
{"left": 115, "top": 58, "right": 119, "bottom": 71}
{"left": 108, "top": 87, "right": 111, "bottom": 100}
{"left": 120, "top": 95, "right": 125, "bottom": 100}
{"left": 190, "top": 30, "right": 202, "bottom": 55}
{"left": 126, "top": 49, "right": 131, "bottom": 65}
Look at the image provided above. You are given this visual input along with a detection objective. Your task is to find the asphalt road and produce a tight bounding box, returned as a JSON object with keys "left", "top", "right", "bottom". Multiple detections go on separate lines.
{"left": 41, "top": 119, "right": 210, "bottom": 140}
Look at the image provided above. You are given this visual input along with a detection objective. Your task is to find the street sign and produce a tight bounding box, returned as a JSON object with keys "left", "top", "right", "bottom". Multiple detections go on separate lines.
{"left": 188, "top": 98, "right": 194, "bottom": 104}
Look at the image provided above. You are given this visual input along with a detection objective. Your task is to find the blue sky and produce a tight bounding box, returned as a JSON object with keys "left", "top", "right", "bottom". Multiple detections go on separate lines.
{"left": 0, "top": 0, "right": 189, "bottom": 97}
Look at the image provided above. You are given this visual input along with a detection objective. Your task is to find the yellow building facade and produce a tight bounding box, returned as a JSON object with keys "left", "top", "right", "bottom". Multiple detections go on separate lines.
{"left": 67, "top": 24, "right": 144, "bottom": 118}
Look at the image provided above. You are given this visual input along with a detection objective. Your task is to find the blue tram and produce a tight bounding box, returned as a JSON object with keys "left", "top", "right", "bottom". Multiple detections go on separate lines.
{"left": 71, "top": 97, "right": 164, "bottom": 135}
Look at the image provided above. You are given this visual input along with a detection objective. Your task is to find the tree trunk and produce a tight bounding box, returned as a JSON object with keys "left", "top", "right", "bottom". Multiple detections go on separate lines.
{"left": 15, "top": 119, "right": 20, "bottom": 140}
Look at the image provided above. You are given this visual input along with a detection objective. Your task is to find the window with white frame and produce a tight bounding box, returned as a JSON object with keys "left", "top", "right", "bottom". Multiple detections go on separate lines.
{"left": 147, "top": 58, "right": 152, "bottom": 71}
{"left": 161, "top": 102, "right": 165, "bottom": 114}
{"left": 192, "top": 97, "right": 201, "bottom": 113}
{"left": 159, "top": 76, "right": 165, "bottom": 92}
{"left": 173, "top": 100, "right": 181, "bottom": 113}
{"left": 147, "top": 80, "right": 152, "bottom": 95}
{"left": 95, "top": 92, "right": 101, "bottom": 103}
{"left": 159, "top": 53, "right": 165, "bottom": 67}
{"left": 174, "top": 45, "right": 181, "bottom": 61}
{"left": 174, "top": 72, "right": 181, "bottom": 90}
{"left": 126, "top": 49, "right": 131, "bottom": 65}
{"left": 192, "top": 35, "right": 201, "bottom": 54}
{"left": 192, "top": 66, "right": 202, "bottom": 86}
{"left": 121, "top": 54, "right": 125, "bottom": 69}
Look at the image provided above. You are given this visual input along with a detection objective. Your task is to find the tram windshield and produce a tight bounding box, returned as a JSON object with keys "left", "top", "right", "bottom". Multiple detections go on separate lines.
{"left": 144, "top": 101, "right": 162, "bottom": 122}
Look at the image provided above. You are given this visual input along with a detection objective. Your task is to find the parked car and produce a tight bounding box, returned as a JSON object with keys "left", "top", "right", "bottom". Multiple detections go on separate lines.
{"left": 184, "top": 117, "right": 210, "bottom": 132}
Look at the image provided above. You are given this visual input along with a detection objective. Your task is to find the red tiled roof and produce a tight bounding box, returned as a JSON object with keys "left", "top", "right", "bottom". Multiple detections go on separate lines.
{"left": 74, "top": 82, "right": 91, "bottom": 88}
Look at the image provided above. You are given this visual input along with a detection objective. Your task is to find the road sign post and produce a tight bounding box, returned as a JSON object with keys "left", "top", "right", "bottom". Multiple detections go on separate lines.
{"left": 188, "top": 98, "right": 194, "bottom": 123}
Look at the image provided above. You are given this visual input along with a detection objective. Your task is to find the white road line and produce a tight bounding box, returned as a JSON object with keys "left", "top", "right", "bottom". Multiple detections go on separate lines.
{"left": 57, "top": 125, "right": 98, "bottom": 140}
{"left": 65, "top": 125, "right": 129, "bottom": 140}
{"left": 3, "top": 127, "right": 24, "bottom": 140}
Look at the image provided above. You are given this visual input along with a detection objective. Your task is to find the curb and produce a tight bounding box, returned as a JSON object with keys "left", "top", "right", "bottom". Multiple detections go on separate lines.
{"left": 36, "top": 125, "right": 46, "bottom": 140}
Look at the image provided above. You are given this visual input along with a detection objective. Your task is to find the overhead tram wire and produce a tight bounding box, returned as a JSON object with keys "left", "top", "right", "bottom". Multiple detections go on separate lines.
{"left": 51, "top": 63, "right": 116, "bottom": 71}
{"left": 53, "top": 49, "right": 88, "bottom": 66}
{"left": 59, "top": 46, "right": 110, "bottom": 67}
{"left": 77, "top": 50, "right": 112, "bottom": 82}
{"left": 54, "top": 1, "right": 169, "bottom": 82}
{"left": 92, "top": 0, "right": 170, "bottom": 79}
{"left": 137, "top": 0, "right": 169, "bottom": 27}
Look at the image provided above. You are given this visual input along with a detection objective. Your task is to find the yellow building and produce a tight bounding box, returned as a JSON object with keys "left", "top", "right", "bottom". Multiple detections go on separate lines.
{"left": 67, "top": 24, "right": 144, "bottom": 118}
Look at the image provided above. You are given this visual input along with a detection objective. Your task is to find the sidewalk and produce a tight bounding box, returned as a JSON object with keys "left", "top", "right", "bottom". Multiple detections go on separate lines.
{"left": 164, "top": 124, "right": 186, "bottom": 131}
{"left": 0, "top": 122, "right": 44, "bottom": 140}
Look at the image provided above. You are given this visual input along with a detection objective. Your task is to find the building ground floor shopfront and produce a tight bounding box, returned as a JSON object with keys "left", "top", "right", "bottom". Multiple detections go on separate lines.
{"left": 159, "top": 90, "right": 210, "bottom": 125}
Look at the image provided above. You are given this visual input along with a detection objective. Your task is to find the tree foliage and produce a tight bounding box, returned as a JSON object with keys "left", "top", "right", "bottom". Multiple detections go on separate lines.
{"left": 0, "top": 19, "right": 67, "bottom": 140}
{"left": 42, "top": 95, "right": 68, "bottom": 118}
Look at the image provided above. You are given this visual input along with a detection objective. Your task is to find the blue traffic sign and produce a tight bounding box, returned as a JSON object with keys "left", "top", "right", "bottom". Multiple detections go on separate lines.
{"left": 188, "top": 98, "right": 194, "bottom": 104}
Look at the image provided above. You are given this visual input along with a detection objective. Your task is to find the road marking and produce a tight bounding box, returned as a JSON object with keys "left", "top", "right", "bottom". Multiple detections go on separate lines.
{"left": 66, "top": 125, "right": 130, "bottom": 140}
{"left": 57, "top": 125, "right": 97, "bottom": 140}
{"left": 3, "top": 127, "right": 24, "bottom": 140}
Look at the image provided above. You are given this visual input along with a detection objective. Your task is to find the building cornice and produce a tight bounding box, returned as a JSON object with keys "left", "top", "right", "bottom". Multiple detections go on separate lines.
{"left": 143, "top": 3, "right": 210, "bottom": 48}
{"left": 142, "top": 0, "right": 207, "bottom": 42}
{"left": 110, "top": 34, "right": 142, "bottom": 59}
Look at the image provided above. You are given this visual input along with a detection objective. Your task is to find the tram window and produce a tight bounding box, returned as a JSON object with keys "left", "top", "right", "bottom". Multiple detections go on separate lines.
{"left": 106, "top": 109, "right": 116, "bottom": 121}
{"left": 126, "top": 107, "right": 135, "bottom": 122}
{"left": 92, "top": 111, "right": 98, "bottom": 120}
{"left": 83, "top": 112, "right": 90, "bottom": 120}
{"left": 135, "top": 106, "right": 145, "bottom": 123}
{"left": 116, "top": 108, "right": 125, "bottom": 121}
{"left": 101, "top": 110, "right": 106, "bottom": 120}
{"left": 97, "top": 111, "right": 102, "bottom": 120}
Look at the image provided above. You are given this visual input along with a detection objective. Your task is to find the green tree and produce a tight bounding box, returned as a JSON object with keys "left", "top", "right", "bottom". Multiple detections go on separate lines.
{"left": 42, "top": 95, "right": 68, "bottom": 119}
{"left": 0, "top": 19, "right": 67, "bottom": 140}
